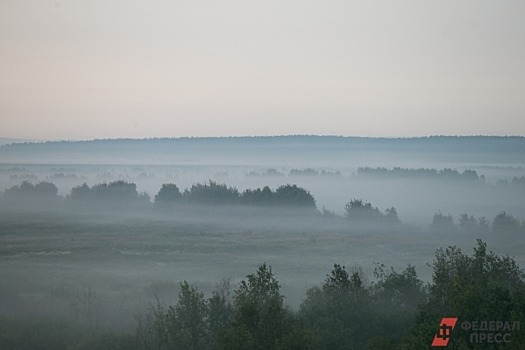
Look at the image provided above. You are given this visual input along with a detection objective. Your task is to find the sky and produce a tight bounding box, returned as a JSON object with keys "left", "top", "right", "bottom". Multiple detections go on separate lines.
{"left": 1, "top": 0, "right": 524, "bottom": 140}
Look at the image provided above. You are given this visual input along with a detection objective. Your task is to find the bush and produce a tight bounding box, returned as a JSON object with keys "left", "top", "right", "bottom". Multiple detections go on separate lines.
{"left": 431, "top": 212, "right": 456, "bottom": 232}
{"left": 154, "top": 183, "right": 182, "bottom": 208}
{"left": 274, "top": 184, "right": 316, "bottom": 210}
{"left": 343, "top": 200, "right": 401, "bottom": 223}
{"left": 493, "top": 211, "right": 521, "bottom": 234}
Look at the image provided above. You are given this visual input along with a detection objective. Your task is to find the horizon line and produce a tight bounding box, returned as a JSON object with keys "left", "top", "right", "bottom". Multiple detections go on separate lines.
{"left": 2, "top": 134, "right": 525, "bottom": 144}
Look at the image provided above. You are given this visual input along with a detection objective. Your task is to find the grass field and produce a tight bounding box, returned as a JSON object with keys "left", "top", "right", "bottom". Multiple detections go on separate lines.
{"left": 1, "top": 209, "right": 524, "bottom": 332}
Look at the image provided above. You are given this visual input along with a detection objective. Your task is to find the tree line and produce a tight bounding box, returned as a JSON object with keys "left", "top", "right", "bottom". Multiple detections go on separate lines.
{"left": 154, "top": 181, "right": 316, "bottom": 209}
{"left": 2, "top": 181, "right": 524, "bottom": 233}
{"left": 136, "top": 240, "right": 525, "bottom": 349}
{"left": 498, "top": 175, "right": 525, "bottom": 188}
{"left": 0, "top": 180, "right": 317, "bottom": 212}
{"left": 246, "top": 168, "right": 342, "bottom": 178}
{"left": 0, "top": 180, "right": 401, "bottom": 221}
{"left": 2, "top": 180, "right": 398, "bottom": 217}
{"left": 356, "top": 167, "right": 484, "bottom": 182}
{"left": 0, "top": 180, "right": 406, "bottom": 225}
{"left": 431, "top": 211, "right": 525, "bottom": 235}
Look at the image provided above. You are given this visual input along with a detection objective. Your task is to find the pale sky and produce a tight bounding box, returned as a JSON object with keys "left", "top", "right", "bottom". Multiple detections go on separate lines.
{"left": 1, "top": 0, "right": 524, "bottom": 140}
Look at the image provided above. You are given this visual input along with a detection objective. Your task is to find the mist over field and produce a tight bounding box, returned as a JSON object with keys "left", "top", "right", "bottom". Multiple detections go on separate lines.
{"left": 2, "top": 136, "right": 524, "bottom": 220}
{"left": 1, "top": 136, "right": 525, "bottom": 349}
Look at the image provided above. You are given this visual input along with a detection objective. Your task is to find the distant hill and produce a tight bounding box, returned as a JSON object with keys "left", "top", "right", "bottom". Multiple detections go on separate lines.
{"left": 0, "top": 135, "right": 524, "bottom": 166}
{"left": 3, "top": 135, "right": 525, "bottom": 150}
{"left": 0, "top": 138, "right": 37, "bottom": 146}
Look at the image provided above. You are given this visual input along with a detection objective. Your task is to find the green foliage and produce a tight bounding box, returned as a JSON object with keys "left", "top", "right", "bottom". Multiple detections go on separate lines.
{"left": 240, "top": 186, "right": 275, "bottom": 206}
{"left": 91, "top": 181, "right": 139, "bottom": 201}
{"left": 70, "top": 183, "right": 91, "bottom": 201}
{"left": 300, "top": 262, "right": 431, "bottom": 350}
{"left": 217, "top": 264, "right": 314, "bottom": 350}
{"left": 220, "top": 264, "right": 286, "bottom": 349}
{"left": 356, "top": 167, "right": 481, "bottom": 181}
{"left": 274, "top": 184, "right": 316, "bottom": 210}
{"left": 66, "top": 180, "right": 149, "bottom": 211}
{"left": 478, "top": 216, "right": 489, "bottom": 229}
{"left": 431, "top": 212, "right": 456, "bottom": 232}
{"left": 493, "top": 211, "right": 521, "bottom": 234}
{"left": 459, "top": 213, "right": 477, "bottom": 231}
{"left": 384, "top": 207, "right": 400, "bottom": 223}
{"left": 323, "top": 264, "right": 366, "bottom": 299}
{"left": 289, "top": 168, "right": 319, "bottom": 177}
{"left": 344, "top": 199, "right": 382, "bottom": 220}
{"left": 246, "top": 168, "right": 285, "bottom": 178}
{"left": 4, "top": 181, "right": 58, "bottom": 198}
{"left": 372, "top": 264, "right": 426, "bottom": 313}
{"left": 240, "top": 184, "right": 317, "bottom": 210}
{"left": 168, "top": 281, "right": 209, "bottom": 350}
{"left": 183, "top": 181, "right": 240, "bottom": 205}
{"left": 402, "top": 239, "right": 525, "bottom": 349}
{"left": 138, "top": 281, "right": 209, "bottom": 350}
{"left": 3, "top": 181, "right": 60, "bottom": 208}
{"left": 208, "top": 280, "right": 233, "bottom": 349}
{"left": 301, "top": 264, "right": 372, "bottom": 350}
{"left": 459, "top": 213, "right": 489, "bottom": 234}
{"left": 139, "top": 265, "right": 313, "bottom": 350}
{"left": 344, "top": 199, "right": 399, "bottom": 223}
{"left": 511, "top": 175, "right": 525, "bottom": 186}
{"left": 154, "top": 183, "right": 182, "bottom": 208}
{"left": 59, "top": 180, "right": 320, "bottom": 212}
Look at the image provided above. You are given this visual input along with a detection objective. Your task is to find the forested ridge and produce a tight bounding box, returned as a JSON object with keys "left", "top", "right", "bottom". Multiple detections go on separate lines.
{"left": 2, "top": 136, "right": 524, "bottom": 165}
